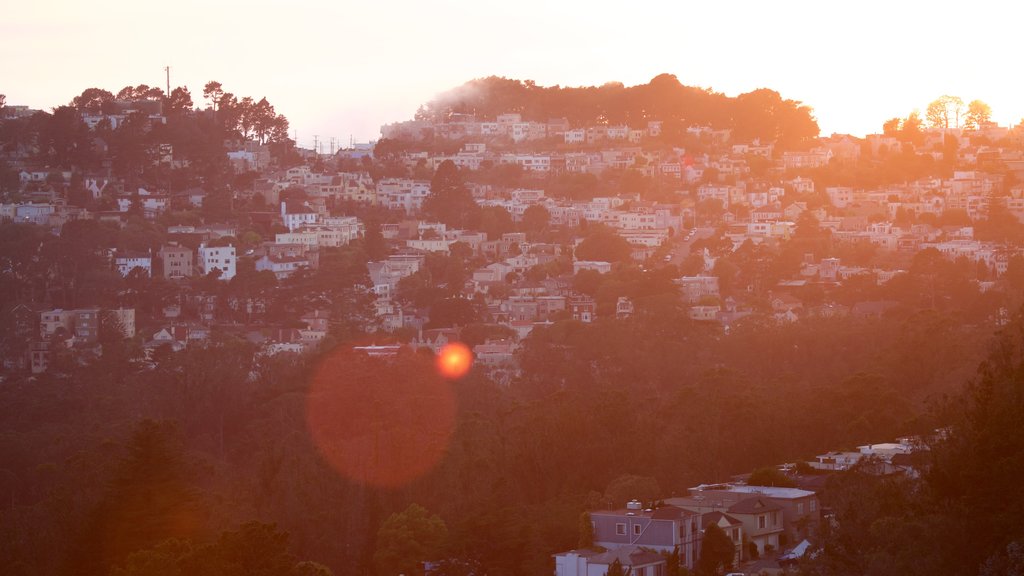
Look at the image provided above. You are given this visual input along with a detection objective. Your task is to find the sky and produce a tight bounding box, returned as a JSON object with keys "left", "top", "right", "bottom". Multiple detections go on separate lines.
{"left": 4, "top": 1, "right": 1023, "bottom": 151}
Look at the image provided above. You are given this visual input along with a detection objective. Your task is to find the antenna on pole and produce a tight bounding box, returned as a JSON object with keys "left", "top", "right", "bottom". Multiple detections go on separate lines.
{"left": 313, "top": 135, "right": 319, "bottom": 156}
{"left": 165, "top": 66, "right": 171, "bottom": 97}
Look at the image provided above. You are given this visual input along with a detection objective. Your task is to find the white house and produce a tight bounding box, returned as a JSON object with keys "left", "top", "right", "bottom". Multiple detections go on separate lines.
{"left": 198, "top": 244, "right": 236, "bottom": 280}
{"left": 115, "top": 253, "right": 152, "bottom": 277}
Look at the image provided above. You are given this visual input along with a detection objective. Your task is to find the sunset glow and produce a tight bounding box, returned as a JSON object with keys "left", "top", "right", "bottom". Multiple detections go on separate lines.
{"left": 8, "top": 1, "right": 1024, "bottom": 573}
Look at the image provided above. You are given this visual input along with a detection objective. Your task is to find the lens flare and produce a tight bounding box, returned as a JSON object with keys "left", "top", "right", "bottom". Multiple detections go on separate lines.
{"left": 436, "top": 342, "right": 473, "bottom": 379}
{"left": 306, "top": 346, "right": 456, "bottom": 488}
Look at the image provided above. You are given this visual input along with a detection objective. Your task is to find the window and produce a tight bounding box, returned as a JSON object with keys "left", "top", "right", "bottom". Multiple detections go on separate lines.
{"left": 732, "top": 528, "right": 740, "bottom": 541}
{"left": 616, "top": 523, "right": 626, "bottom": 536}
{"left": 772, "top": 512, "right": 779, "bottom": 526}
{"left": 633, "top": 524, "right": 642, "bottom": 536}
{"left": 810, "top": 500, "right": 817, "bottom": 512}
{"left": 797, "top": 503, "right": 804, "bottom": 514}
{"left": 758, "top": 515, "right": 766, "bottom": 529}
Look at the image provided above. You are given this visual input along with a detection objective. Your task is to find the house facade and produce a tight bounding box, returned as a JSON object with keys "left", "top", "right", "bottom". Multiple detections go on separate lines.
{"left": 590, "top": 503, "right": 702, "bottom": 570}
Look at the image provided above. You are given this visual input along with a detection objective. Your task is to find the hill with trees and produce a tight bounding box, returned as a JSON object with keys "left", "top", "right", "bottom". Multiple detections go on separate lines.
{"left": 415, "top": 74, "right": 819, "bottom": 149}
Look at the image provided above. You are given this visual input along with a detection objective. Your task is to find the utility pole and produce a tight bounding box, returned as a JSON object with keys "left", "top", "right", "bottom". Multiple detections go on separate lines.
{"left": 313, "top": 135, "right": 319, "bottom": 156}
{"left": 165, "top": 66, "right": 170, "bottom": 97}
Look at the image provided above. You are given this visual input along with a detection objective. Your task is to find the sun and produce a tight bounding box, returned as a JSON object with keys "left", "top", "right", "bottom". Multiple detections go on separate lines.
{"left": 436, "top": 342, "right": 473, "bottom": 379}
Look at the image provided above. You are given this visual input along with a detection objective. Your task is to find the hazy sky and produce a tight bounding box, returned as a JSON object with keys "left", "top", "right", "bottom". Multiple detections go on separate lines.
{"left": 4, "top": 1, "right": 1022, "bottom": 150}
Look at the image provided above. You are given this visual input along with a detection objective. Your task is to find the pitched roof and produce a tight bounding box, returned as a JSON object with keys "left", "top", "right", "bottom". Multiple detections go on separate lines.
{"left": 702, "top": 510, "right": 742, "bottom": 526}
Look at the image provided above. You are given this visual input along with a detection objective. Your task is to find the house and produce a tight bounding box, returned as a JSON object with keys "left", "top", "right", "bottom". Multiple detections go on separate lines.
{"left": 574, "top": 261, "right": 612, "bottom": 275}
{"left": 410, "top": 328, "right": 460, "bottom": 354}
{"left": 590, "top": 502, "right": 703, "bottom": 570}
{"left": 255, "top": 254, "right": 309, "bottom": 279}
{"left": 679, "top": 483, "right": 820, "bottom": 546}
{"left": 554, "top": 546, "right": 666, "bottom": 576}
{"left": 197, "top": 243, "right": 237, "bottom": 280}
{"left": 668, "top": 494, "right": 782, "bottom": 556}
{"left": 368, "top": 255, "right": 424, "bottom": 296}
{"left": 301, "top": 310, "right": 331, "bottom": 332}
{"left": 40, "top": 309, "right": 76, "bottom": 339}
{"left": 724, "top": 497, "right": 784, "bottom": 555}
{"left": 616, "top": 297, "right": 634, "bottom": 319}
{"left": 158, "top": 244, "right": 193, "bottom": 279}
{"left": 702, "top": 511, "right": 744, "bottom": 565}
{"left": 677, "top": 276, "right": 720, "bottom": 303}
{"left": 569, "top": 296, "right": 596, "bottom": 323}
{"left": 280, "top": 200, "right": 319, "bottom": 231}
{"left": 115, "top": 252, "right": 152, "bottom": 277}
{"left": 30, "top": 341, "right": 53, "bottom": 374}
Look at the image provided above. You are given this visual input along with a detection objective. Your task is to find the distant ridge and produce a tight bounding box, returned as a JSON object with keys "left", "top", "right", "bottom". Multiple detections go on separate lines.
{"left": 413, "top": 74, "right": 819, "bottom": 148}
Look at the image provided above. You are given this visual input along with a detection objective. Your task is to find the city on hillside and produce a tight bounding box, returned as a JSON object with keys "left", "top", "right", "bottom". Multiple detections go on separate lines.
{"left": 1, "top": 79, "right": 1022, "bottom": 576}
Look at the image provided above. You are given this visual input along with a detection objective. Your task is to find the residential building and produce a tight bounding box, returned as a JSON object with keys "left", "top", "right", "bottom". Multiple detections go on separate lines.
{"left": 590, "top": 502, "right": 703, "bottom": 570}
{"left": 682, "top": 483, "right": 820, "bottom": 545}
{"left": 115, "top": 252, "right": 152, "bottom": 277}
{"left": 198, "top": 243, "right": 237, "bottom": 280}
{"left": 554, "top": 546, "right": 666, "bottom": 576}
{"left": 158, "top": 244, "right": 193, "bottom": 279}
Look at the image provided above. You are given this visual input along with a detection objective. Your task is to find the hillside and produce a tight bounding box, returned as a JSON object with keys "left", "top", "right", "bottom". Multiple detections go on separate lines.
{"left": 415, "top": 74, "right": 819, "bottom": 148}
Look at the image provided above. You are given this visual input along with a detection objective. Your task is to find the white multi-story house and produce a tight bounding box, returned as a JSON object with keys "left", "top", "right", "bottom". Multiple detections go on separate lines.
{"left": 280, "top": 201, "right": 319, "bottom": 232}
{"left": 115, "top": 253, "right": 152, "bottom": 277}
{"left": 198, "top": 244, "right": 236, "bottom": 280}
{"left": 500, "top": 154, "right": 551, "bottom": 172}
{"left": 376, "top": 179, "right": 432, "bottom": 213}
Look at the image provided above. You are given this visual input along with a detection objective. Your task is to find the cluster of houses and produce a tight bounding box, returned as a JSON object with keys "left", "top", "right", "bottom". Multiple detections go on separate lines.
{"left": 553, "top": 435, "right": 928, "bottom": 576}
{"left": 7, "top": 99, "right": 1024, "bottom": 374}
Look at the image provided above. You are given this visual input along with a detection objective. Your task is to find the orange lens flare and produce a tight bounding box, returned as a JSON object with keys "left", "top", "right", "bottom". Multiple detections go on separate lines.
{"left": 306, "top": 346, "right": 456, "bottom": 489}
{"left": 436, "top": 342, "right": 473, "bottom": 380}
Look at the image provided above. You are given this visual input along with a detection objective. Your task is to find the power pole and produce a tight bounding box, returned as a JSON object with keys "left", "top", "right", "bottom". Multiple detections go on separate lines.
{"left": 313, "top": 135, "right": 319, "bottom": 156}
{"left": 165, "top": 66, "right": 170, "bottom": 97}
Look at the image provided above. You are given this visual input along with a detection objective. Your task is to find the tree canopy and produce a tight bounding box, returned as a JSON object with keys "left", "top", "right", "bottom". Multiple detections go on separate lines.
{"left": 416, "top": 75, "right": 819, "bottom": 148}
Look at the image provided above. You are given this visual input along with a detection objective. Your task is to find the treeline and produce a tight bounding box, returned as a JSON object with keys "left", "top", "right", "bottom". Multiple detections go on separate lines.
{"left": 417, "top": 74, "right": 819, "bottom": 149}
{"left": 0, "top": 81, "right": 293, "bottom": 195}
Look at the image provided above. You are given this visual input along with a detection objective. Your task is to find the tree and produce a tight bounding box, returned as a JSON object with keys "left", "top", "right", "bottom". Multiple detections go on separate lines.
{"left": 477, "top": 206, "right": 514, "bottom": 240}
{"left": 374, "top": 504, "right": 448, "bottom": 576}
{"left": 603, "top": 474, "right": 661, "bottom": 508}
{"left": 521, "top": 204, "right": 551, "bottom": 236}
{"left": 64, "top": 421, "right": 203, "bottom": 576}
{"left": 746, "top": 466, "right": 796, "bottom": 488}
{"left": 925, "top": 95, "right": 965, "bottom": 130}
{"left": 165, "top": 86, "right": 193, "bottom": 116}
{"left": 422, "top": 160, "right": 480, "bottom": 229}
{"left": 575, "top": 225, "right": 633, "bottom": 263}
{"left": 696, "top": 524, "right": 734, "bottom": 576}
{"left": 606, "top": 558, "right": 628, "bottom": 576}
{"left": 203, "top": 81, "right": 224, "bottom": 114}
{"left": 882, "top": 117, "right": 902, "bottom": 137}
{"left": 965, "top": 99, "right": 992, "bottom": 130}
{"left": 578, "top": 512, "right": 594, "bottom": 548}
{"left": 71, "top": 87, "right": 114, "bottom": 114}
